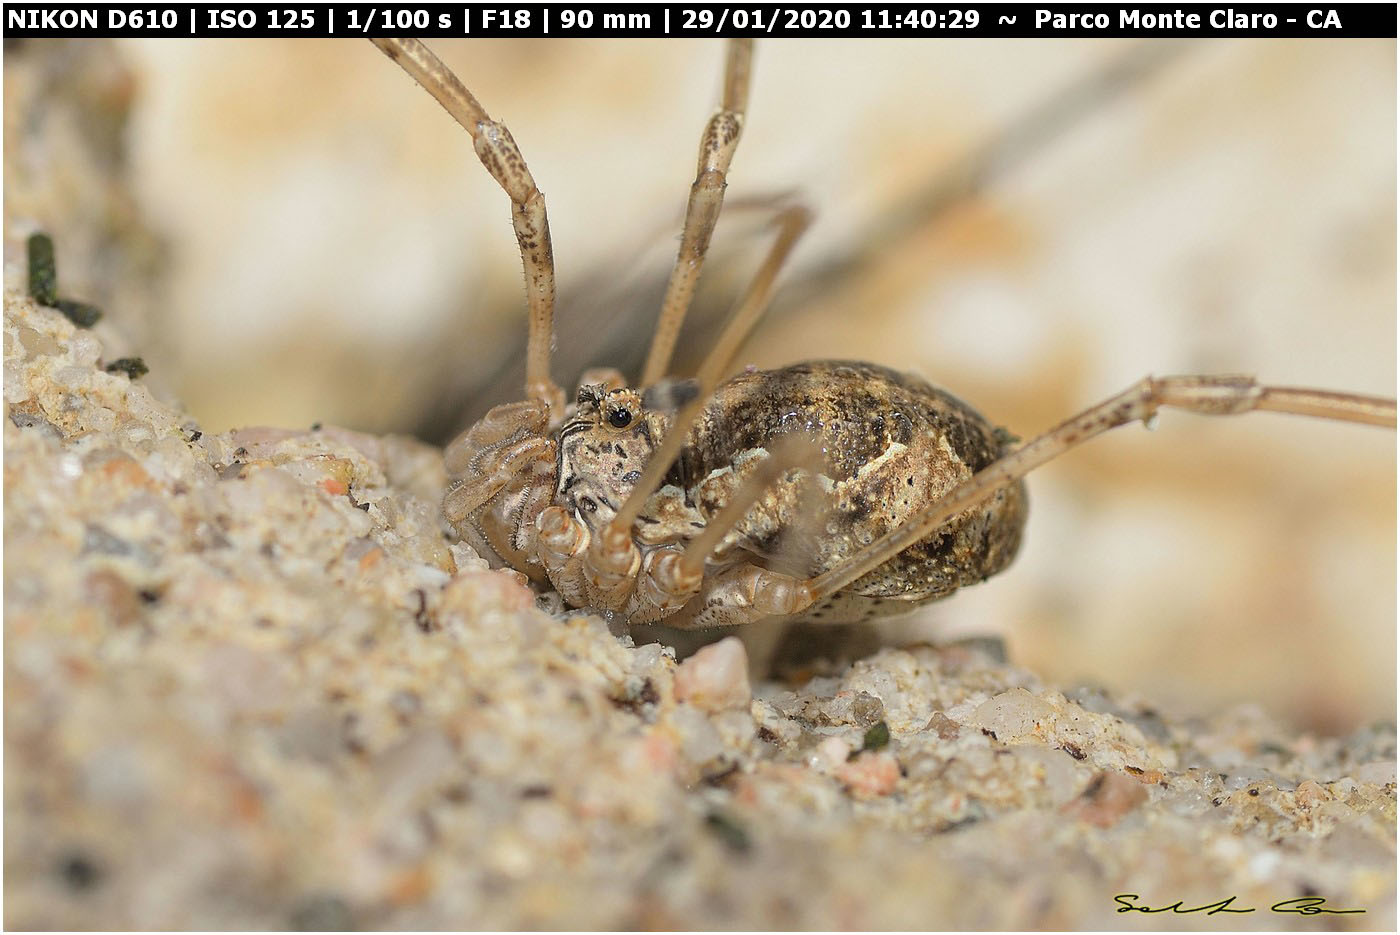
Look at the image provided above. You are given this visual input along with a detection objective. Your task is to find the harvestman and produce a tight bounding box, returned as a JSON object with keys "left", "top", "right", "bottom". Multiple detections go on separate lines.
{"left": 371, "top": 37, "right": 1396, "bottom": 631}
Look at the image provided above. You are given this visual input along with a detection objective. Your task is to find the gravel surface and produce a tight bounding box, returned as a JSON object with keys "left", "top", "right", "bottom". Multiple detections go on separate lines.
{"left": 5, "top": 289, "right": 1395, "bottom": 930}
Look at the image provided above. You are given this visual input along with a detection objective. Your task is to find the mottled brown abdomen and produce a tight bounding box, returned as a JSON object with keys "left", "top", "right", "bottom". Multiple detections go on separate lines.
{"left": 682, "top": 361, "right": 1028, "bottom": 618}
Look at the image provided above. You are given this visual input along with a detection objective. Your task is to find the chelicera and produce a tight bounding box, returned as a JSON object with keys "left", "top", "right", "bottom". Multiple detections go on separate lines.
{"left": 372, "top": 38, "right": 1396, "bottom": 631}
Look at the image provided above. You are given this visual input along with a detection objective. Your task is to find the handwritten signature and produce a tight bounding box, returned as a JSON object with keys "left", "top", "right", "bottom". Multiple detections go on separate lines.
{"left": 1115, "top": 894, "right": 1365, "bottom": 915}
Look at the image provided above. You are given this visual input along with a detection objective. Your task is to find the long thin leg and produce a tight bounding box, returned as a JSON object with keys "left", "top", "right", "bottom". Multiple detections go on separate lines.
{"left": 640, "top": 39, "right": 754, "bottom": 387}
{"left": 794, "top": 375, "right": 1396, "bottom": 607}
{"left": 647, "top": 375, "right": 1399, "bottom": 628}
{"left": 370, "top": 38, "right": 563, "bottom": 417}
{"left": 693, "top": 204, "right": 813, "bottom": 390}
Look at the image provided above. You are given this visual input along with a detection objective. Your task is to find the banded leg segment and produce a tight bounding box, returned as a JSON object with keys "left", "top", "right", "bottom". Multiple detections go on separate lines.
{"left": 801, "top": 375, "right": 1398, "bottom": 606}
{"left": 536, "top": 506, "right": 592, "bottom": 608}
{"left": 662, "top": 563, "right": 812, "bottom": 630}
{"left": 371, "top": 38, "right": 563, "bottom": 417}
{"left": 640, "top": 39, "right": 755, "bottom": 387}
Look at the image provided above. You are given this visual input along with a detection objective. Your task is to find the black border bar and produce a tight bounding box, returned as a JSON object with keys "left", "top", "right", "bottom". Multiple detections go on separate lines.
{"left": 4, "top": 3, "right": 1396, "bottom": 39}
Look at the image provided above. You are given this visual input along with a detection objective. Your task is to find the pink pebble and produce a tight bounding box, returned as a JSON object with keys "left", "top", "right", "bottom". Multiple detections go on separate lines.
{"left": 835, "top": 752, "right": 900, "bottom": 798}
{"left": 812, "top": 736, "right": 852, "bottom": 771}
{"left": 674, "top": 637, "right": 751, "bottom": 712}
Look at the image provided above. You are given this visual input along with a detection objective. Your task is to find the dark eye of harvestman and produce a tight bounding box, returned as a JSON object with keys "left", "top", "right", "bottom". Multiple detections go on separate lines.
{"left": 608, "top": 409, "right": 632, "bottom": 429}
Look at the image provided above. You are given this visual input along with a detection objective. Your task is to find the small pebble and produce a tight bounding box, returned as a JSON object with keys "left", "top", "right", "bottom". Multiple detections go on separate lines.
{"left": 811, "top": 736, "right": 851, "bottom": 771}
{"left": 834, "top": 751, "right": 900, "bottom": 799}
{"left": 926, "top": 711, "right": 961, "bottom": 740}
{"left": 971, "top": 688, "right": 1056, "bottom": 742}
{"left": 674, "top": 637, "right": 751, "bottom": 712}
{"left": 1061, "top": 771, "right": 1148, "bottom": 828}
{"left": 27, "top": 232, "right": 56, "bottom": 305}
{"left": 860, "top": 720, "right": 891, "bottom": 752}
{"left": 104, "top": 358, "right": 149, "bottom": 380}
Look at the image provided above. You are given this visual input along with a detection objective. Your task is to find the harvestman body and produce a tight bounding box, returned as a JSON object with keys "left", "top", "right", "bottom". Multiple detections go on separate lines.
{"left": 372, "top": 38, "right": 1396, "bottom": 631}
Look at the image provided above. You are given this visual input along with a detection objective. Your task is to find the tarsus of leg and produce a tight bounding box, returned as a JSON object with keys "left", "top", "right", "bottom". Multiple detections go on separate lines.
{"left": 693, "top": 204, "right": 813, "bottom": 390}
{"left": 370, "top": 38, "right": 562, "bottom": 417}
{"left": 640, "top": 39, "right": 754, "bottom": 388}
{"left": 1253, "top": 386, "right": 1396, "bottom": 427}
{"left": 677, "top": 433, "right": 825, "bottom": 580}
{"left": 802, "top": 375, "right": 1397, "bottom": 605}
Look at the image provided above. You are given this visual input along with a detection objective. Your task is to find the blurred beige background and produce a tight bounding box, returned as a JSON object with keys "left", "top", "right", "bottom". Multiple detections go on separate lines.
{"left": 5, "top": 38, "right": 1394, "bottom": 733}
